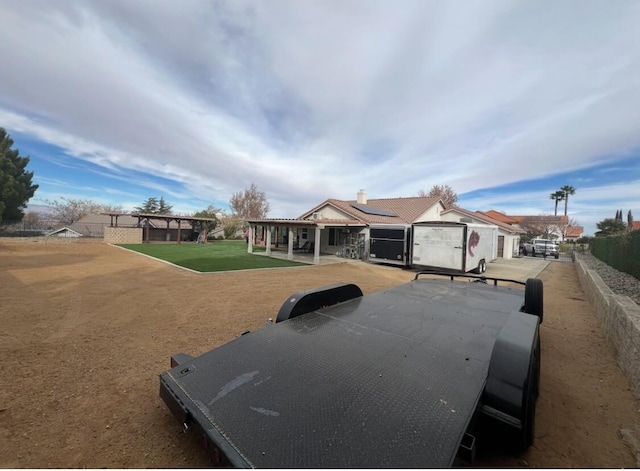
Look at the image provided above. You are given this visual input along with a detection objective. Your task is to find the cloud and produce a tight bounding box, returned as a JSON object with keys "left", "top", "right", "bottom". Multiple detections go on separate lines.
{"left": 2, "top": 0, "right": 640, "bottom": 235}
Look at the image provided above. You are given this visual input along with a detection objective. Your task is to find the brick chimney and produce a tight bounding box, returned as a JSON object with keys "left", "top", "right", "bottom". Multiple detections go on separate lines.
{"left": 357, "top": 189, "right": 367, "bottom": 204}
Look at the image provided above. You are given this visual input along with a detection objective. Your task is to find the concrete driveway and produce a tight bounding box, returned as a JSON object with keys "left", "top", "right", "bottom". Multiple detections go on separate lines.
{"left": 486, "top": 256, "right": 550, "bottom": 281}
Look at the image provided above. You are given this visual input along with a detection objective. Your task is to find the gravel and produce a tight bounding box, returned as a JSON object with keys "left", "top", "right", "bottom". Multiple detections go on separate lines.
{"left": 578, "top": 252, "right": 640, "bottom": 306}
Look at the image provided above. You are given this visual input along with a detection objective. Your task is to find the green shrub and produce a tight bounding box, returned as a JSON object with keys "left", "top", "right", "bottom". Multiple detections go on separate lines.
{"left": 592, "top": 231, "right": 640, "bottom": 280}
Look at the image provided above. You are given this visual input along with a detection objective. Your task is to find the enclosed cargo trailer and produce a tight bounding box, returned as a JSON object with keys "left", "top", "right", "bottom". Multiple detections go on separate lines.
{"left": 368, "top": 224, "right": 411, "bottom": 266}
{"left": 411, "top": 221, "right": 498, "bottom": 273}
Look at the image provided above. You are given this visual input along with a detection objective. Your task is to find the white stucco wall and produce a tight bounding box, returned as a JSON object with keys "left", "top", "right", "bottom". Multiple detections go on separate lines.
{"left": 414, "top": 203, "right": 445, "bottom": 222}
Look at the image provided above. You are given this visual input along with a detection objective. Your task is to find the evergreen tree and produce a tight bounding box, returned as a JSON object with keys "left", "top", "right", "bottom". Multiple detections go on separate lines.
{"left": 157, "top": 196, "right": 172, "bottom": 215}
{"left": 0, "top": 128, "right": 39, "bottom": 223}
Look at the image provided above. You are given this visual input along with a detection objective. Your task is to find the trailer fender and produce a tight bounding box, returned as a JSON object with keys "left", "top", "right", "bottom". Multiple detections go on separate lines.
{"left": 276, "top": 283, "right": 363, "bottom": 323}
{"left": 481, "top": 312, "right": 540, "bottom": 451}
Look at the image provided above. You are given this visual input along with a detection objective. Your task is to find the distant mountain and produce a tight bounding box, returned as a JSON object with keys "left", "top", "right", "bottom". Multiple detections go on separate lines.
{"left": 25, "top": 204, "right": 54, "bottom": 217}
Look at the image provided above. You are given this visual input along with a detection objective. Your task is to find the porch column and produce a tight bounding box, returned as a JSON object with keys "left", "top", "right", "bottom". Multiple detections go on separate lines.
{"left": 248, "top": 225, "right": 254, "bottom": 253}
{"left": 287, "top": 227, "right": 294, "bottom": 260}
{"left": 266, "top": 225, "right": 272, "bottom": 255}
{"left": 313, "top": 226, "right": 321, "bottom": 265}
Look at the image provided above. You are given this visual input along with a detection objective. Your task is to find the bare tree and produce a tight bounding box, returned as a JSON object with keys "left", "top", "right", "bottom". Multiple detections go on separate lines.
{"left": 417, "top": 185, "right": 458, "bottom": 208}
{"left": 221, "top": 215, "right": 245, "bottom": 239}
{"left": 44, "top": 197, "right": 122, "bottom": 224}
{"left": 229, "top": 183, "right": 270, "bottom": 221}
{"left": 519, "top": 216, "right": 564, "bottom": 241}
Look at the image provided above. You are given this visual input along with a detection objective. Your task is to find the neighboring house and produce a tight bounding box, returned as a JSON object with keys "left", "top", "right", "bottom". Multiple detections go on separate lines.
{"left": 632, "top": 222, "right": 640, "bottom": 232}
{"left": 247, "top": 190, "right": 519, "bottom": 264}
{"left": 478, "top": 210, "right": 569, "bottom": 241}
{"left": 564, "top": 226, "right": 584, "bottom": 242}
{"left": 442, "top": 207, "right": 525, "bottom": 259}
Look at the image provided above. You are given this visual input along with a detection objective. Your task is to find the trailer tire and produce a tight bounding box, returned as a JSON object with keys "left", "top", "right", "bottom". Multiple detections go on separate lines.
{"left": 481, "top": 260, "right": 487, "bottom": 273}
{"left": 523, "top": 278, "right": 544, "bottom": 324}
{"left": 531, "top": 248, "right": 536, "bottom": 257}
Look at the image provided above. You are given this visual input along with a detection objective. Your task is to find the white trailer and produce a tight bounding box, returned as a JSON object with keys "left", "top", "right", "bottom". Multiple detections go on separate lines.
{"left": 411, "top": 221, "right": 498, "bottom": 273}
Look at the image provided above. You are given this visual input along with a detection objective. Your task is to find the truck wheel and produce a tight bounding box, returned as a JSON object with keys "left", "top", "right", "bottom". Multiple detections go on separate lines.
{"left": 554, "top": 253, "right": 559, "bottom": 259}
{"left": 524, "top": 278, "right": 544, "bottom": 324}
{"left": 531, "top": 248, "right": 536, "bottom": 257}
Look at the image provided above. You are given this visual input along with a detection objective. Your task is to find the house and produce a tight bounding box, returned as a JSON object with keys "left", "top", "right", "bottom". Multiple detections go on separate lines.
{"left": 632, "top": 221, "right": 640, "bottom": 231}
{"left": 564, "top": 226, "right": 584, "bottom": 242}
{"left": 478, "top": 210, "right": 569, "bottom": 241}
{"left": 247, "top": 190, "right": 517, "bottom": 264}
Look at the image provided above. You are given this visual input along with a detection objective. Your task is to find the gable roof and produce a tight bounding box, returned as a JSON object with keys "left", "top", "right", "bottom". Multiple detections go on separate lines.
{"left": 47, "top": 227, "right": 82, "bottom": 237}
{"left": 502, "top": 214, "right": 569, "bottom": 225}
{"left": 479, "top": 210, "right": 521, "bottom": 224}
{"left": 441, "top": 207, "right": 525, "bottom": 234}
{"left": 565, "top": 226, "right": 584, "bottom": 238}
{"left": 299, "top": 196, "right": 443, "bottom": 225}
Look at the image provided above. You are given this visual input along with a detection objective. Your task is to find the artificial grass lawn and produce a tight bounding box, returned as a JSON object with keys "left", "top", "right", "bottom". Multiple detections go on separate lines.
{"left": 118, "top": 240, "right": 306, "bottom": 272}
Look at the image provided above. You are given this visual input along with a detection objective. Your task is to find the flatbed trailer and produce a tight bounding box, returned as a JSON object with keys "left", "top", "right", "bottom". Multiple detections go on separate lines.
{"left": 159, "top": 273, "right": 543, "bottom": 468}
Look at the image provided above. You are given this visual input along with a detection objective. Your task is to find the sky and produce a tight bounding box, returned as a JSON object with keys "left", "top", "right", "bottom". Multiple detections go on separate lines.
{"left": 1, "top": 0, "right": 639, "bottom": 236}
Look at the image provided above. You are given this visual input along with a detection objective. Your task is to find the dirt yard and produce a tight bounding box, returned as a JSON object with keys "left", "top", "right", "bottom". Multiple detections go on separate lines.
{"left": 0, "top": 238, "right": 638, "bottom": 468}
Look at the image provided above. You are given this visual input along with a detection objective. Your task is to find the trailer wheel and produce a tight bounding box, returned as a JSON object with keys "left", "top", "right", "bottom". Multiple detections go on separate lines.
{"left": 523, "top": 278, "right": 543, "bottom": 324}
{"left": 522, "top": 247, "right": 528, "bottom": 256}
{"left": 481, "top": 260, "right": 487, "bottom": 273}
{"left": 531, "top": 248, "right": 536, "bottom": 257}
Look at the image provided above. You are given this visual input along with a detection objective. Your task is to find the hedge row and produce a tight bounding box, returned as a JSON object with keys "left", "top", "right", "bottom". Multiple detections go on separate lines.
{"left": 592, "top": 231, "right": 640, "bottom": 280}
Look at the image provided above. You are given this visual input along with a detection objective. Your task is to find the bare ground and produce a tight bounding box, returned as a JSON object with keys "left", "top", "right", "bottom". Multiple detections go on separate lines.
{"left": 0, "top": 238, "right": 638, "bottom": 468}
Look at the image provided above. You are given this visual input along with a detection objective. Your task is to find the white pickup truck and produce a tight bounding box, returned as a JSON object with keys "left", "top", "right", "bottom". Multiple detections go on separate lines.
{"left": 522, "top": 238, "right": 559, "bottom": 259}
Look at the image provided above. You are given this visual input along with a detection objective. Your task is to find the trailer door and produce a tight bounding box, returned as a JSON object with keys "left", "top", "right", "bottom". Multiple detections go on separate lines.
{"left": 369, "top": 226, "right": 408, "bottom": 266}
{"left": 412, "top": 223, "right": 465, "bottom": 271}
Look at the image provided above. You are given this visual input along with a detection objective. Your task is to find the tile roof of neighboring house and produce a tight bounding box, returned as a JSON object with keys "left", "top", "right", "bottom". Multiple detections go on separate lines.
{"left": 300, "top": 197, "right": 443, "bottom": 225}
{"left": 479, "top": 210, "right": 521, "bottom": 224}
{"left": 565, "top": 226, "right": 584, "bottom": 238}
{"left": 632, "top": 221, "right": 640, "bottom": 231}
{"left": 441, "top": 207, "right": 525, "bottom": 234}
{"left": 478, "top": 211, "right": 569, "bottom": 226}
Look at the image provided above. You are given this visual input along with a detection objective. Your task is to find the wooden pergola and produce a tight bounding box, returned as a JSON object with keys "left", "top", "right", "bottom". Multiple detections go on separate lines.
{"left": 101, "top": 212, "right": 218, "bottom": 244}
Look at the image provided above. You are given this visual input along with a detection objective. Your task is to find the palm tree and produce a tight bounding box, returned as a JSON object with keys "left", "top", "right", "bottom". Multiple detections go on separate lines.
{"left": 560, "top": 185, "right": 576, "bottom": 216}
{"left": 549, "top": 191, "right": 565, "bottom": 216}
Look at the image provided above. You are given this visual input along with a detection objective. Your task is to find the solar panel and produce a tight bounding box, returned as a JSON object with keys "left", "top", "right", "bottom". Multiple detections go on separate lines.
{"left": 351, "top": 204, "right": 397, "bottom": 217}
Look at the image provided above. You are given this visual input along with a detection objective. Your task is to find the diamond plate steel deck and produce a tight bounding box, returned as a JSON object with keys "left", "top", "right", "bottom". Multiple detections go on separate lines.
{"left": 164, "top": 279, "right": 526, "bottom": 468}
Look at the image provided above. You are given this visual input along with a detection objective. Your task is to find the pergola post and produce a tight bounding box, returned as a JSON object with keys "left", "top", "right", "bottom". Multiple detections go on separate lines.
{"left": 177, "top": 220, "right": 182, "bottom": 244}
{"left": 248, "top": 225, "right": 254, "bottom": 253}
{"left": 287, "top": 227, "right": 294, "bottom": 260}
{"left": 266, "top": 225, "right": 272, "bottom": 255}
